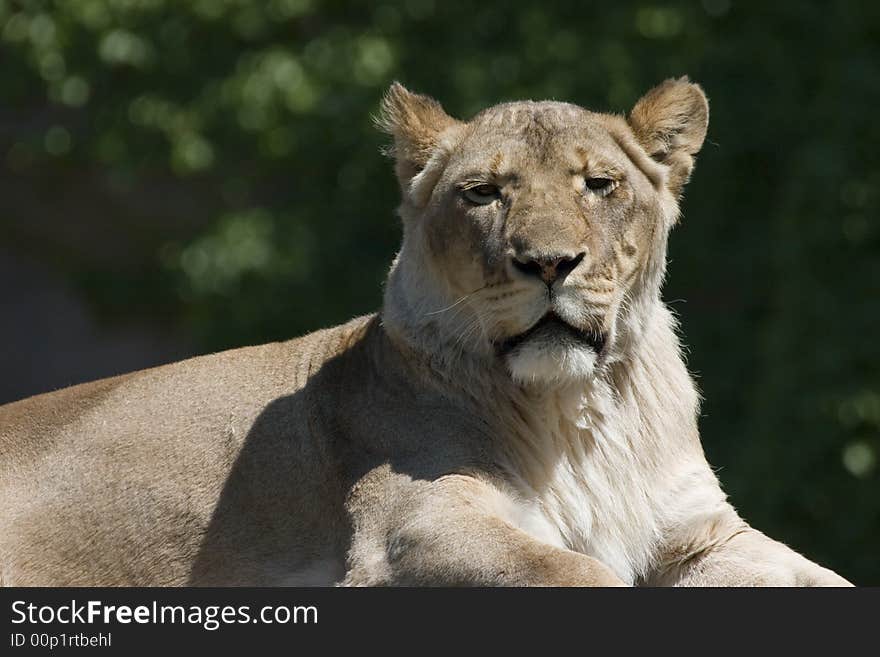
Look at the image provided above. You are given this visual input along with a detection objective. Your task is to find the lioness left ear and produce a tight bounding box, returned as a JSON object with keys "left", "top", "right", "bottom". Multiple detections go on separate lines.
{"left": 628, "top": 76, "right": 709, "bottom": 197}
{"left": 377, "top": 82, "right": 461, "bottom": 195}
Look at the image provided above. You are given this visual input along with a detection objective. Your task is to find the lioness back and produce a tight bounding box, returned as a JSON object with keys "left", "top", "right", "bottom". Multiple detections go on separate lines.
{"left": 0, "top": 315, "right": 373, "bottom": 585}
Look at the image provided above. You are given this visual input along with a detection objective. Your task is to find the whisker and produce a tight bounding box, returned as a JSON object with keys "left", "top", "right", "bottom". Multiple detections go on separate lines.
{"left": 424, "top": 284, "right": 489, "bottom": 317}
{"left": 452, "top": 306, "right": 491, "bottom": 356}
{"left": 425, "top": 294, "right": 472, "bottom": 317}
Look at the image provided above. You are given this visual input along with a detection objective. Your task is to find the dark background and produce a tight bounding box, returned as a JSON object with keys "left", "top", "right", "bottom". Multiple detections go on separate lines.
{"left": 1, "top": 1, "right": 877, "bottom": 583}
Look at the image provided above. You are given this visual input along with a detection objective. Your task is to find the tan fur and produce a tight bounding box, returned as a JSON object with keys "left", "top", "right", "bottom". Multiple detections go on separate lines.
{"left": 0, "top": 79, "right": 851, "bottom": 586}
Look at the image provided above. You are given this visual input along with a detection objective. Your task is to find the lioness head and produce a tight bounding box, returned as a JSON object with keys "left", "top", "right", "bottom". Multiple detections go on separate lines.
{"left": 380, "top": 78, "right": 708, "bottom": 385}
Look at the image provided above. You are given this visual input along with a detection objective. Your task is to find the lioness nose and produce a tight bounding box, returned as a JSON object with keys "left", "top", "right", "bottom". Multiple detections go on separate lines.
{"left": 512, "top": 251, "right": 585, "bottom": 286}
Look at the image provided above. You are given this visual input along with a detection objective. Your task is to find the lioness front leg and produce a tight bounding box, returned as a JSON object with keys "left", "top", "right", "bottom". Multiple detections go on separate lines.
{"left": 343, "top": 472, "right": 624, "bottom": 587}
{"left": 658, "top": 525, "right": 852, "bottom": 587}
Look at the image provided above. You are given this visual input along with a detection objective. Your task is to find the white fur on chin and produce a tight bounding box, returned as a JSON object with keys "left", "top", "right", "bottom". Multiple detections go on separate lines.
{"left": 506, "top": 341, "right": 599, "bottom": 385}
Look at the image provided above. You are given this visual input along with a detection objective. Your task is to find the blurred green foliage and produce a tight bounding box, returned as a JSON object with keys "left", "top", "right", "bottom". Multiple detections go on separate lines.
{"left": 1, "top": 0, "right": 878, "bottom": 582}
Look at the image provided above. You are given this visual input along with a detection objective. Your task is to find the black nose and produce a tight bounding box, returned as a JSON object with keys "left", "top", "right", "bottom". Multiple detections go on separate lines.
{"left": 511, "top": 252, "right": 585, "bottom": 286}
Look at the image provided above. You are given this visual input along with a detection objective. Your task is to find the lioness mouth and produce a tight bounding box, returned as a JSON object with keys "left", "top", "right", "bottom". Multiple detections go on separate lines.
{"left": 496, "top": 313, "right": 607, "bottom": 356}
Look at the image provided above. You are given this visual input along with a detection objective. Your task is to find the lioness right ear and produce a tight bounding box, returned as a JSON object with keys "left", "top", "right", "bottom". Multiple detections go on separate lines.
{"left": 377, "top": 82, "right": 461, "bottom": 194}
{"left": 628, "top": 77, "right": 709, "bottom": 197}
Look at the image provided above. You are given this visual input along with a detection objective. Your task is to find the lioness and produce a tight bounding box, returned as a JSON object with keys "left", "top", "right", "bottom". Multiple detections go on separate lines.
{"left": 0, "top": 79, "right": 850, "bottom": 586}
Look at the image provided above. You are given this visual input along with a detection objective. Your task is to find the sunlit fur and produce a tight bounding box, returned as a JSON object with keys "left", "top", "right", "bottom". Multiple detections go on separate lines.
{"left": 0, "top": 80, "right": 851, "bottom": 587}
{"left": 378, "top": 80, "right": 851, "bottom": 585}
{"left": 383, "top": 97, "right": 680, "bottom": 388}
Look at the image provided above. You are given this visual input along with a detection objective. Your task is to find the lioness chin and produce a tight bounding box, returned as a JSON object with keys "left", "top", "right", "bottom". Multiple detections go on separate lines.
{"left": 0, "top": 78, "right": 851, "bottom": 587}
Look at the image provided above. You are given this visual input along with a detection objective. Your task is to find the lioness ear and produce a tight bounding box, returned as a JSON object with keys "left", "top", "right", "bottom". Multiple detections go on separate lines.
{"left": 628, "top": 76, "right": 709, "bottom": 197}
{"left": 377, "top": 82, "right": 461, "bottom": 194}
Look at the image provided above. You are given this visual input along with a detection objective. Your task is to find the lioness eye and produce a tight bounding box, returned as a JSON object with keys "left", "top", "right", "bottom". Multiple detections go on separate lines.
{"left": 463, "top": 184, "right": 501, "bottom": 205}
{"left": 583, "top": 177, "right": 617, "bottom": 197}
